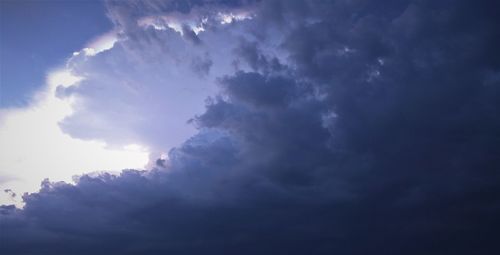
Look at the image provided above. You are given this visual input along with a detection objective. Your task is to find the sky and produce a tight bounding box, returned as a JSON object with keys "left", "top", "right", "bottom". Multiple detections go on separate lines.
{"left": 1, "top": 0, "right": 500, "bottom": 254}
{"left": 0, "top": 0, "right": 150, "bottom": 206}
{"left": 0, "top": 0, "right": 113, "bottom": 107}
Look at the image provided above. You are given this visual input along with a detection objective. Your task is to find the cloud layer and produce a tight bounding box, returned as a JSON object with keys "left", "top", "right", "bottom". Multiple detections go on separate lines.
{"left": 2, "top": 0, "right": 500, "bottom": 254}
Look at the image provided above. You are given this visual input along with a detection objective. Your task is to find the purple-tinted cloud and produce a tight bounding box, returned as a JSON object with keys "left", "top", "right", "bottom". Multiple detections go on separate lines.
{"left": 2, "top": 0, "right": 500, "bottom": 254}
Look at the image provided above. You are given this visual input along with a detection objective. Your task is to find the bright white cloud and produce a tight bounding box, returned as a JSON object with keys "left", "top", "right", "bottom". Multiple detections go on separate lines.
{"left": 73, "top": 31, "right": 118, "bottom": 57}
{"left": 217, "top": 11, "right": 254, "bottom": 24}
{"left": 0, "top": 57, "right": 149, "bottom": 208}
{"left": 137, "top": 9, "right": 254, "bottom": 35}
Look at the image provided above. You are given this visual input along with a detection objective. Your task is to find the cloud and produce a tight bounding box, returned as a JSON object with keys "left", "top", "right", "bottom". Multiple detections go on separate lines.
{"left": 0, "top": 69, "right": 149, "bottom": 207}
{"left": 2, "top": 0, "right": 500, "bottom": 254}
{"left": 57, "top": 0, "right": 267, "bottom": 157}
{"left": 190, "top": 53, "right": 213, "bottom": 77}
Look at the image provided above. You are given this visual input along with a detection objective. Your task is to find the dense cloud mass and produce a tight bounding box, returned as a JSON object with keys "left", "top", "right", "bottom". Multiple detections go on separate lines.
{"left": 2, "top": 0, "right": 500, "bottom": 254}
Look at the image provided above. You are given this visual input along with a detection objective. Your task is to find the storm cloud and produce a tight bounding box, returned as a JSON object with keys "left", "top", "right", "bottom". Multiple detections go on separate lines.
{"left": 1, "top": 0, "right": 500, "bottom": 254}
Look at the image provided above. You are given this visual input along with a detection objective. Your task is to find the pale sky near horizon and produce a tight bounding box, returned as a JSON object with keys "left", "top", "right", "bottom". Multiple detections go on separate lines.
{"left": 0, "top": 1, "right": 130, "bottom": 205}
{"left": 0, "top": 24, "right": 150, "bottom": 206}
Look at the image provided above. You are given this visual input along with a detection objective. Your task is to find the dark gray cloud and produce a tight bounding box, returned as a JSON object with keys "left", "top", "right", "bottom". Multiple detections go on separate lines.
{"left": 2, "top": 0, "right": 500, "bottom": 254}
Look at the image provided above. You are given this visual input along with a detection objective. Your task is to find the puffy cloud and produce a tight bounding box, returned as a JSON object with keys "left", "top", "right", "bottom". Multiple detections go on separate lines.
{"left": 0, "top": 69, "right": 150, "bottom": 207}
{"left": 57, "top": 1, "right": 265, "bottom": 157}
{"left": 2, "top": 0, "right": 500, "bottom": 254}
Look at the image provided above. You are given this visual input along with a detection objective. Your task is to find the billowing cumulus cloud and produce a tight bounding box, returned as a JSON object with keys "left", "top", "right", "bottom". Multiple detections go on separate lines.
{"left": 2, "top": 0, "right": 500, "bottom": 254}
{"left": 57, "top": 0, "right": 269, "bottom": 157}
